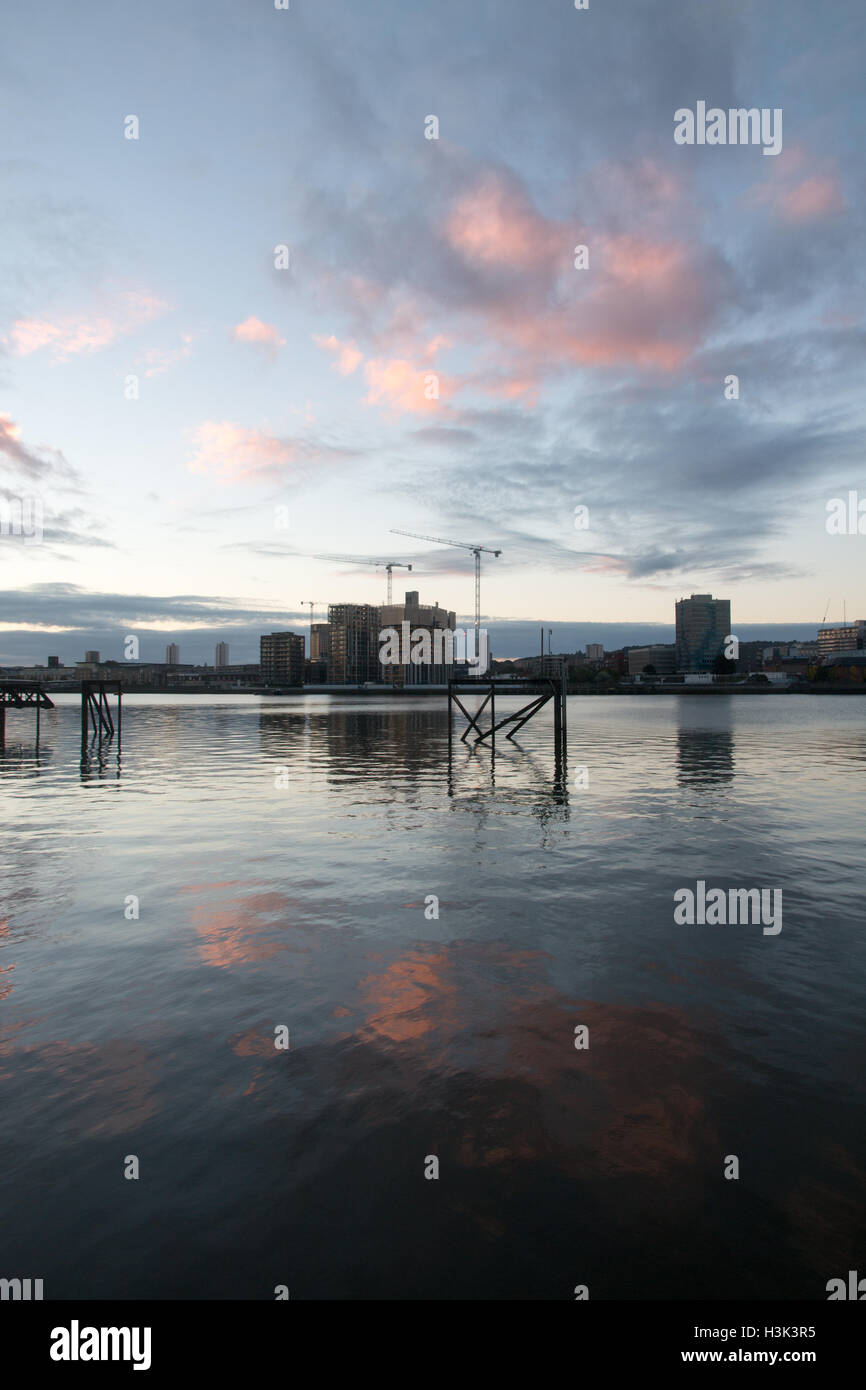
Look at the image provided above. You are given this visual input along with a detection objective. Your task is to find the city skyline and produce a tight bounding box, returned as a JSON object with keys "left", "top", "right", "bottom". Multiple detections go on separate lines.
{"left": 1, "top": 0, "right": 864, "bottom": 659}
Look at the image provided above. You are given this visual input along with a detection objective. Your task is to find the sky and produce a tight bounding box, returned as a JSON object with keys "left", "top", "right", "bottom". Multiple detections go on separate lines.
{"left": 1, "top": 0, "right": 864, "bottom": 664}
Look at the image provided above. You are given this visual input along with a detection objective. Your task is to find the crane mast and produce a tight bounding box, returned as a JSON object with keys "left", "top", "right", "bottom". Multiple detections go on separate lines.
{"left": 390, "top": 529, "right": 502, "bottom": 644}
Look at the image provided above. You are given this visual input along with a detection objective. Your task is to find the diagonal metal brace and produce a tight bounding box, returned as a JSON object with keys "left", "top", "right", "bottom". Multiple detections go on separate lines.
{"left": 452, "top": 688, "right": 493, "bottom": 743}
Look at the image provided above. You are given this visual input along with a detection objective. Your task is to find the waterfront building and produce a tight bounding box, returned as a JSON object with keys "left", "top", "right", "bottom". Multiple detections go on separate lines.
{"left": 675, "top": 594, "right": 731, "bottom": 671}
{"left": 260, "top": 631, "right": 305, "bottom": 686}
{"left": 818, "top": 621, "right": 866, "bottom": 656}
{"left": 627, "top": 644, "right": 677, "bottom": 677}
{"left": 378, "top": 591, "right": 457, "bottom": 686}
{"left": 327, "top": 604, "right": 381, "bottom": 684}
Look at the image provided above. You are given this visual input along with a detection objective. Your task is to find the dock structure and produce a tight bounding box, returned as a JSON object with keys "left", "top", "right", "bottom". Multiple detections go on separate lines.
{"left": 81, "top": 680, "right": 122, "bottom": 747}
{"left": 0, "top": 680, "right": 55, "bottom": 746}
{"left": 448, "top": 668, "right": 567, "bottom": 754}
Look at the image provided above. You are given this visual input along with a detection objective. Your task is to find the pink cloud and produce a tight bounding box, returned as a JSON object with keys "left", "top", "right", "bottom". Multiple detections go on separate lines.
{"left": 5, "top": 291, "right": 169, "bottom": 361}
{"left": 364, "top": 357, "right": 449, "bottom": 414}
{"left": 187, "top": 420, "right": 354, "bottom": 485}
{"left": 445, "top": 171, "right": 562, "bottom": 270}
{"left": 187, "top": 421, "right": 297, "bottom": 483}
{"left": 314, "top": 161, "right": 727, "bottom": 406}
{"left": 315, "top": 333, "right": 362, "bottom": 375}
{"left": 747, "top": 149, "right": 845, "bottom": 223}
{"left": 232, "top": 316, "right": 286, "bottom": 351}
{"left": 779, "top": 175, "right": 845, "bottom": 222}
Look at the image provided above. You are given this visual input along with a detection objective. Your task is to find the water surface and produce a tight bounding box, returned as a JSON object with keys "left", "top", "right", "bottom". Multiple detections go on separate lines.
{"left": 1, "top": 694, "right": 864, "bottom": 1299}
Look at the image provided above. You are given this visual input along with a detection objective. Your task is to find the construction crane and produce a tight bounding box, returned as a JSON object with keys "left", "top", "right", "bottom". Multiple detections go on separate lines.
{"left": 391, "top": 529, "right": 502, "bottom": 642}
{"left": 301, "top": 600, "right": 326, "bottom": 624}
{"left": 316, "top": 557, "right": 412, "bottom": 603}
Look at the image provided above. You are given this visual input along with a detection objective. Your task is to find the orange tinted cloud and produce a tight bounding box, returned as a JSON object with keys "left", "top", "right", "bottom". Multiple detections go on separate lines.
{"left": 187, "top": 419, "right": 353, "bottom": 483}
{"left": 748, "top": 149, "right": 845, "bottom": 223}
{"left": 779, "top": 175, "right": 845, "bottom": 222}
{"left": 315, "top": 333, "right": 362, "bottom": 375}
{"left": 5, "top": 290, "right": 169, "bottom": 360}
{"left": 233, "top": 316, "right": 286, "bottom": 350}
{"left": 364, "top": 355, "right": 448, "bottom": 414}
{"left": 187, "top": 421, "right": 299, "bottom": 482}
{"left": 445, "top": 171, "right": 562, "bottom": 269}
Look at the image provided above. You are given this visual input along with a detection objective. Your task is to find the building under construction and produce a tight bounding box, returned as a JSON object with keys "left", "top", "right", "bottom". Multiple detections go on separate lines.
{"left": 327, "top": 604, "right": 381, "bottom": 684}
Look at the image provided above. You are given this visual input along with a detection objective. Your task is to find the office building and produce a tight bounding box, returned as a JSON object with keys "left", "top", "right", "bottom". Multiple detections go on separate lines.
{"left": 818, "top": 621, "right": 866, "bottom": 656}
{"left": 85, "top": 650, "right": 100, "bottom": 665}
{"left": 327, "top": 604, "right": 381, "bottom": 684}
{"left": 166, "top": 643, "right": 180, "bottom": 665}
{"left": 675, "top": 594, "right": 731, "bottom": 672}
{"left": 47, "top": 655, "right": 60, "bottom": 668}
{"left": 379, "top": 591, "right": 457, "bottom": 686}
{"left": 627, "top": 645, "right": 677, "bottom": 677}
{"left": 215, "top": 642, "right": 229, "bottom": 668}
{"left": 586, "top": 643, "right": 604, "bottom": 661}
{"left": 260, "top": 631, "right": 305, "bottom": 686}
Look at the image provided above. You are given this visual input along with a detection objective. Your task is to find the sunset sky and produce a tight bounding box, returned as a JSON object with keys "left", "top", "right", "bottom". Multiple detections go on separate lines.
{"left": 1, "top": 0, "right": 864, "bottom": 663}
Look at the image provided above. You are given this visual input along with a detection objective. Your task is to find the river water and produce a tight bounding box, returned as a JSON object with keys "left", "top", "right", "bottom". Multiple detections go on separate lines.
{"left": 1, "top": 693, "right": 864, "bottom": 1299}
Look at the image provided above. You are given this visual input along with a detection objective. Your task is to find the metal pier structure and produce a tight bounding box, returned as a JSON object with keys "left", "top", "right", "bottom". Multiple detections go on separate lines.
{"left": 81, "top": 680, "right": 122, "bottom": 749}
{"left": 0, "top": 680, "right": 55, "bottom": 746}
{"left": 448, "top": 670, "right": 567, "bottom": 754}
{"left": 0, "top": 679, "right": 123, "bottom": 754}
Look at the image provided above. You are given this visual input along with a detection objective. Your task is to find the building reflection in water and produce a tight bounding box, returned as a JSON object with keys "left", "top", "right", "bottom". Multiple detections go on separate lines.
{"left": 676, "top": 706, "right": 735, "bottom": 789}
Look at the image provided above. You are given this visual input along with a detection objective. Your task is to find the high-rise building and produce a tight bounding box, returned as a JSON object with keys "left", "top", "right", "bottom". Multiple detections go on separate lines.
{"left": 379, "top": 591, "right": 457, "bottom": 686}
{"left": 585, "top": 643, "right": 604, "bottom": 661}
{"left": 675, "top": 594, "right": 731, "bottom": 672}
{"left": 47, "top": 655, "right": 60, "bottom": 668}
{"left": 818, "top": 621, "right": 866, "bottom": 655}
{"left": 215, "top": 642, "right": 229, "bottom": 668}
{"left": 327, "top": 604, "right": 381, "bottom": 684}
{"left": 166, "top": 643, "right": 180, "bottom": 665}
{"left": 85, "top": 650, "right": 100, "bottom": 665}
{"left": 310, "top": 624, "right": 331, "bottom": 662}
{"left": 260, "top": 631, "right": 305, "bottom": 686}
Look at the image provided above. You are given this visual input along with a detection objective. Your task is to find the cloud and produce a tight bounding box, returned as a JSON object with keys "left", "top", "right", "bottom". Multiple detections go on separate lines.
{"left": 0, "top": 413, "right": 80, "bottom": 486}
{"left": 315, "top": 333, "right": 362, "bottom": 375}
{"left": 232, "top": 316, "right": 286, "bottom": 352}
{"left": 316, "top": 331, "right": 453, "bottom": 414}
{"left": 779, "top": 175, "right": 845, "bottom": 222}
{"left": 142, "top": 333, "right": 193, "bottom": 378}
{"left": 747, "top": 148, "right": 846, "bottom": 223}
{"left": 444, "top": 172, "right": 561, "bottom": 270}
{"left": 186, "top": 420, "right": 359, "bottom": 484}
{"left": 4, "top": 290, "right": 170, "bottom": 361}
